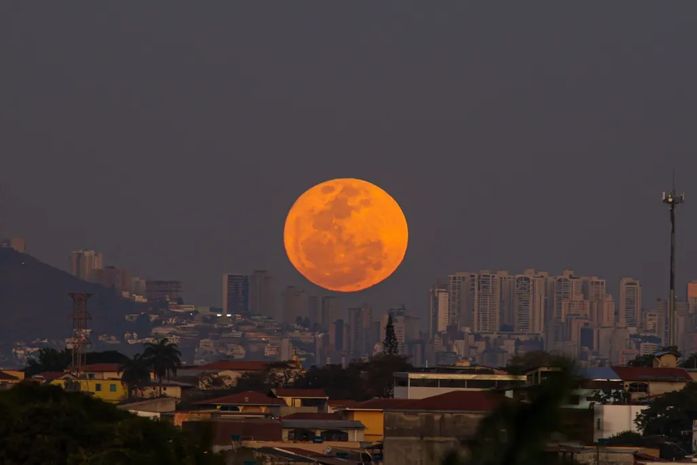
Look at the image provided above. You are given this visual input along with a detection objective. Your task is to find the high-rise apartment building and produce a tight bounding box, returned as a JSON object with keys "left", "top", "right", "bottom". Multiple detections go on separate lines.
{"left": 222, "top": 274, "right": 249, "bottom": 315}
{"left": 70, "top": 249, "right": 103, "bottom": 282}
{"left": 249, "top": 270, "right": 275, "bottom": 318}
{"left": 428, "top": 286, "right": 449, "bottom": 338}
{"left": 512, "top": 270, "right": 546, "bottom": 335}
{"left": 281, "top": 285, "right": 308, "bottom": 324}
{"left": 321, "top": 296, "right": 343, "bottom": 329}
{"left": 146, "top": 280, "right": 183, "bottom": 304}
{"left": 447, "top": 272, "right": 477, "bottom": 329}
{"left": 474, "top": 271, "right": 500, "bottom": 333}
{"left": 618, "top": 278, "right": 642, "bottom": 327}
{"left": 348, "top": 305, "right": 373, "bottom": 357}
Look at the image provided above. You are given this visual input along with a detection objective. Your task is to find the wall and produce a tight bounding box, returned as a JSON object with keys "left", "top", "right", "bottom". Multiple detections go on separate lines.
{"left": 593, "top": 405, "right": 647, "bottom": 442}
{"left": 383, "top": 411, "right": 486, "bottom": 465}
{"left": 346, "top": 410, "right": 384, "bottom": 442}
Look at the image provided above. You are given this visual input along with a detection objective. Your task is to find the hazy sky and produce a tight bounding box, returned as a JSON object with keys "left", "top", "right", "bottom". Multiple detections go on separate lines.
{"left": 2, "top": 3, "right": 697, "bottom": 316}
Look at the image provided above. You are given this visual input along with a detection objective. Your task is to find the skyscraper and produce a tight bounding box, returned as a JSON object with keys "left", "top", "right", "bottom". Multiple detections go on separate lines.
{"left": 281, "top": 285, "right": 308, "bottom": 324}
{"left": 321, "top": 296, "right": 343, "bottom": 329}
{"left": 70, "top": 249, "right": 103, "bottom": 282}
{"left": 447, "top": 272, "right": 476, "bottom": 329}
{"left": 249, "top": 270, "right": 275, "bottom": 318}
{"left": 348, "top": 304, "right": 373, "bottom": 357}
{"left": 222, "top": 273, "right": 249, "bottom": 315}
{"left": 428, "top": 286, "right": 449, "bottom": 338}
{"left": 474, "top": 271, "right": 500, "bottom": 333}
{"left": 618, "top": 278, "right": 642, "bottom": 327}
{"left": 512, "top": 270, "right": 546, "bottom": 335}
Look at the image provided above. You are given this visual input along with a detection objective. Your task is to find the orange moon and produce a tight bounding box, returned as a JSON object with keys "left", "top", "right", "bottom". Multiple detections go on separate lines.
{"left": 284, "top": 178, "right": 408, "bottom": 292}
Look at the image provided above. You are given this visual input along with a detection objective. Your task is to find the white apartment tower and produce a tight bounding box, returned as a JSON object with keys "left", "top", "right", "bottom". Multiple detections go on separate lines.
{"left": 619, "top": 278, "right": 642, "bottom": 327}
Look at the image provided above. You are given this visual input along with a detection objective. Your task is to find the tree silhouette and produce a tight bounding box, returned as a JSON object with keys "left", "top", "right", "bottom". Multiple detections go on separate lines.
{"left": 119, "top": 353, "right": 152, "bottom": 398}
{"left": 383, "top": 314, "right": 399, "bottom": 356}
{"left": 142, "top": 338, "right": 182, "bottom": 395}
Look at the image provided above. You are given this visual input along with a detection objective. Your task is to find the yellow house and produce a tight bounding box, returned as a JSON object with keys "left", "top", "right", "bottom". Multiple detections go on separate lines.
{"left": 341, "top": 399, "right": 412, "bottom": 443}
{"left": 50, "top": 375, "right": 127, "bottom": 403}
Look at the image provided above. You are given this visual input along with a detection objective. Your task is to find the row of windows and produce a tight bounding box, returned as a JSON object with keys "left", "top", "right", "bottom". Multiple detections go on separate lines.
{"left": 94, "top": 383, "right": 118, "bottom": 392}
{"left": 396, "top": 378, "right": 525, "bottom": 389}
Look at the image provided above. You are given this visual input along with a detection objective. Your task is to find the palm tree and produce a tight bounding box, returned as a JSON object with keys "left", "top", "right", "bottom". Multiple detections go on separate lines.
{"left": 142, "top": 338, "right": 182, "bottom": 395}
{"left": 119, "top": 354, "right": 151, "bottom": 398}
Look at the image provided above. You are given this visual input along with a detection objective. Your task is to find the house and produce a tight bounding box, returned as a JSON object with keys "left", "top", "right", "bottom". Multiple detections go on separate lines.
{"left": 281, "top": 412, "right": 365, "bottom": 443}
{"left": 48, "top": 373, "right": 128, "bottom": 403}
{"left": 193, "top": 390, "right": 285, "bottom": 417}
{"left": 272, "top": 388, "right": 329, "bottom": 413}
{"left": 118, "top": 397, "right": 177, "bottom": 419}
{"left": 183, "top": 419, "right": 283, "bottom": 452}
{"left": 393, "top": 366, "right": 526, "bottom": 399}
{"left": 593, "top": 404, "right": 648, "bottom": 442}
{"left": 611, "top": 366, "right": 692, "bottom": 400}
{"left": 82, "top": 363, "right": 123, "bottom": 380}
{"left": 340, "top": 399, "right": 414, "bottom": 443}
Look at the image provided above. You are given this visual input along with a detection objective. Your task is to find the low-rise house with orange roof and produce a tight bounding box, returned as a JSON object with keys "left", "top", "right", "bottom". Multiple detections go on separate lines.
{"left": 193, "top": 390, "right": 285, "bottom": 417}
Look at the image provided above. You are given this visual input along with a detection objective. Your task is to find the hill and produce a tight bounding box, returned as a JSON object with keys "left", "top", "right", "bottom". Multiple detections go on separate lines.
{"left": 0, "top": 247, "right": 144, "bottom": 344}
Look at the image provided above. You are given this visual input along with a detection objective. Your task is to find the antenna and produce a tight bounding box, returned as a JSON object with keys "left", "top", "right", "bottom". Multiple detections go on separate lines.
{"left": 68, "top": 292, "right": 92, "bottom": 375}
{"left": 662, "top": 173, "right": 685, "bottom": 349}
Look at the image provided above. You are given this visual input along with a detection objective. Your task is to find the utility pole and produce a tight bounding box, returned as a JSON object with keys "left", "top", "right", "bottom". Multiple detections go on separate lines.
{"left": 662, "top": 179, "right": 685, "bottom": 348}
{"left": 69, "top": 292, "right": 92, "bottom": 375}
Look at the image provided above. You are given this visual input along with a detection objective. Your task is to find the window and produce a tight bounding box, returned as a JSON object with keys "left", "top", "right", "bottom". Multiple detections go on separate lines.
{"left": 467, "top": 379, "right": 496, "bottom": 389}
{"left": 95, "top": 383, "right": 102, "bottom": 392}
{"left": 109, "top": 384, "right": 117, "bottom": 393}
{"left": 410, "top": 378, "right": 439, "bottom": 387}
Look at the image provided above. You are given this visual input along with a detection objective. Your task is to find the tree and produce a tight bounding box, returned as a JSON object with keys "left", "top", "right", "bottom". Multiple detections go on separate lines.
{"left": 383, "top": 314, "right": 399, "bottom": 356}
{"left": 635, "top": 383, "right": 697, "bottom": 454}
{"left": 142, "top": 338, "right": 182, "bottom": 395}
{"left": 628, "top": 354, "right": 655, "bottom": 367}
{"left": 445, "top": 359, "right": 579, "bottom": 465}
{"left": 361, "top": 353, "right": 412, "bottom": 398}
{"left": 680, "top": 353, "right": 697, "bottom": 369}
{"left": 119, "top": 353, "right": 152, "bottom": 398}
{"left": 505, "top": 351, "right": 567, "bottom": 375}
{"left": 0, "top": 383, "right": 222, "bottom": 465}
{"left": 25, "top": 347, "right": 71, "bottom": 376}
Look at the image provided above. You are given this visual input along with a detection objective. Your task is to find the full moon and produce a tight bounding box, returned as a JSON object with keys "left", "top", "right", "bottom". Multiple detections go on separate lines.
{"left": 284, "top": 178, "right": 409, "bottom": 292}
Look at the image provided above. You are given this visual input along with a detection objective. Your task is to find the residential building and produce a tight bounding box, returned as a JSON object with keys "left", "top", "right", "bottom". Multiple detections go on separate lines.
{"left": 0, "top": 237, "right": 26, "bottom": 253}
{"left": 619, "top": 278, "right": 642, "bottom": 327}
{"left": 393, "top": 366, "right": 526, "bottom": 399}
{"left": 428, "top": 286, "right": 449, "bottom": 338}
{"left": 70, "top": 249, "right": 103, "bottom": 282}
{"left": 281, "top": 285, "right": 307, "bottom": 325}
{"left": 222, "top": 273, "right": 249, "bottom": 315}
{"left": 146, "top": 280, "right": 183, "bottom": 304}
{"left": 249, "top": 270, "right": 275, "bottom": 318}
{"left": 348, "top": 304, "right": 373, "bottom": 357}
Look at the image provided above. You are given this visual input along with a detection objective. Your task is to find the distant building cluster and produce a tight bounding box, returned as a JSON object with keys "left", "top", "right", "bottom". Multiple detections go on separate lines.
{"left": 428, "top": 269, "right": 697, "bottom": 368}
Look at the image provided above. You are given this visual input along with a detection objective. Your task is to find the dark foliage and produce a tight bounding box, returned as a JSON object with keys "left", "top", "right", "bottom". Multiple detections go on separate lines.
{"left": 636, "top": 383, "right": 697, "bottom": 454}
{"left": 294, "top": 354, "right": 412, "bottom": 400}
{"left": 445, "top": 359, "right": 579, "bottom": 465}
{"left": 382, "top": 314, "right": 399, "bottom": 356}
{"left": 505, "top": 351, "right": 568, "bottom": 375}
{"left": 0, "top": 383, "right": 222, "bottom": 465}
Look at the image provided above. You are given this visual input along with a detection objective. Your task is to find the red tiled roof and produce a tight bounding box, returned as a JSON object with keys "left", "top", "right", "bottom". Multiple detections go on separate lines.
{"left": 33, "top": 371, "right": 65, "bottom": 382}
{"left": 84, "top": 363, "right": 122, "bottom": 372}
{"left": 348, "top": 398, "right": 415, "bottom": 410}
{"left": 328, "top": 399, "right": 361, "bottom": 409}
{"left": 273, "top": 388, "right": 328, "bottom": 398}
{"left": 195, "top": 361, "right": 270, "bottom": 371}
{"left": 207, "top": 419, "right": 282, "bottom": 444}
{"left": 612, "top": 366, "right": 692, "bottom": 382}
{"left": 195, "top": 391, "right": 285, "bottom": 406}
{"left": 282, "top": 412, "right": 342, "bottom": 420}
{"left": 349, "top": 391, "right": 502, "bottom": 412}
{"left": 0, "top": 371, "right": 18, "bottom": 381}
{"left": 407, "top": 391, "right": 502, "bottom": 411}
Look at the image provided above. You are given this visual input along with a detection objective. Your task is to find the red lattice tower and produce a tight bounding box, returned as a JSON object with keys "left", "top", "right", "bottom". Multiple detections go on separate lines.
{"left": 68, "top": 292, "right": 92, "bottom": 375}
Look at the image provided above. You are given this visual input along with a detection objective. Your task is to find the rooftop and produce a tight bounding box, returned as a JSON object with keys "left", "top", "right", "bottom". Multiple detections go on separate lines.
{"left": 195, "top": 391, "right": 285, "bottom": 406}
{"left": 611, "top": 366, "right": 692, "bottom": 382}
{"left": 273, "top": 388, "right": 328, "bottom": 399}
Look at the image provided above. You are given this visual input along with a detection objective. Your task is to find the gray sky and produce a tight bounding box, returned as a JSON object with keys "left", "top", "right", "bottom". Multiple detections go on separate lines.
{"left": 2, "top": 2, "right": 697, "bottom": 316}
